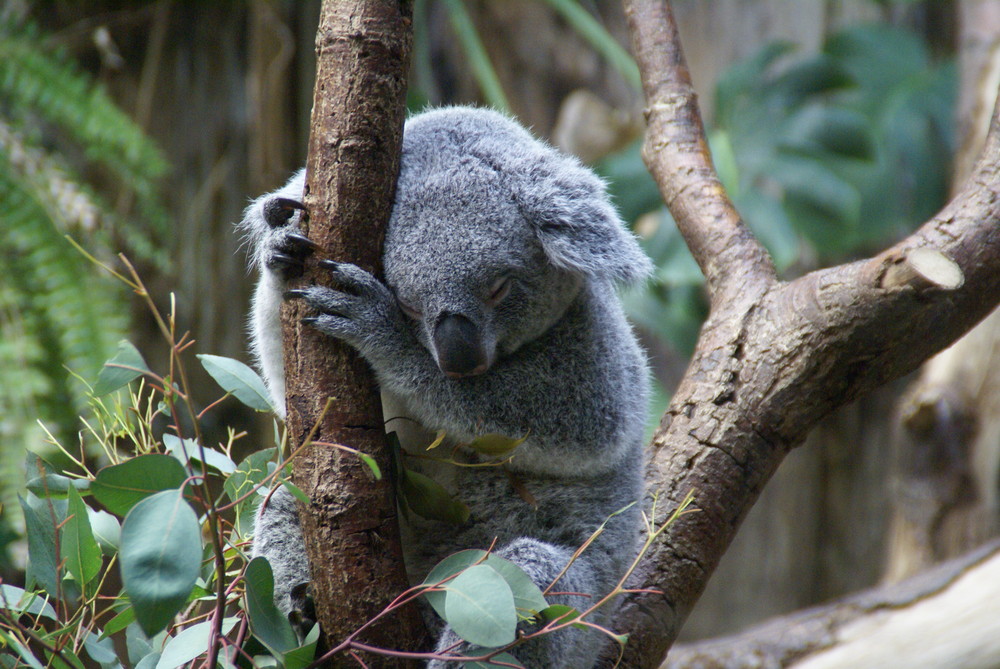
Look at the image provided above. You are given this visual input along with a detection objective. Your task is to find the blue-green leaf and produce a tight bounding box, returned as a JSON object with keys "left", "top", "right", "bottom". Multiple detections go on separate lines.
{"left": 244, "top": 557, "right": 298, "bottom": 656}
{"left": 196, "top": 354, "right": 273, "bottom": 411}
{"left": 120, "top": 489, "right": 202, "bottom": 636}
{"left": 91, "top": 454, "right": 187, "bottom": 517}
{"left": 94, "top": 340, "right": 149, "bottom": 396}
{"left": 443, "top": 565, "right": 516, "bottom": 648}
{"left": 61, "top": 486, "right": 103, "bottom": 596}
{"left": 154, "top": 618, "right": 238, "bottom": 669}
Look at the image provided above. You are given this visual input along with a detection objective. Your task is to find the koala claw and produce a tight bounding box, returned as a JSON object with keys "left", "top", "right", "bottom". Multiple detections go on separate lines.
{"left": 263, "top": 197, "right": 306, "bottom": 228}
{"left": 265, "top": 252, "right": 305, "bottom": 279}
{"left": 283, "top": 288, "right": 310, "bottom": 300}
{"left": 285, "top": 232, "right": 318, "bottom": 250}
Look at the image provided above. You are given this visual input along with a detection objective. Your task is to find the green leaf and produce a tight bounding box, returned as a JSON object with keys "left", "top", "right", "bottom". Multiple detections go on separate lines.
{"left": 401, "top": 468, "right": 470, "bottom": 525}
{"left": 61, "top": 487, "right": 103, "bottom": 596}
{"left": 423, "top": 551, "right": 547, "bottom": 622}
{"left": 225, "top": 449, "right": 276, "bottom": 537}
{"left": 281, "top": 479, "right": 310, "bottom": 505}
{"left": 443, "top": 565, "right": 517, "bottom": 648}
{"left": 538, "top": 604, "right": 584, "bottom": 628}
{"left": 24, "top": 453, "right": 91, "bottom": 498}
{"left": 196, "top": 354, "right": 273, "bottom": 412}
{"left": 82, "top": 631, "right": 117, "bottom": 665}
{"left": 91, "top": 454, "right": 187, "bottom": 516}
{"left": 19, "top": 494, "right": 64, "bottom": 597}
{"left": 465, "top": 433, "right": 527, "bottom": 457}
{"left": 94, "top": 340, "right": 149, "bottom": 396}
{"left": 282, "top": 625, "right": 320, "bottom": 669}
{"left": 102, "top": 607, "right": 136, "bottom": 639}
{"left": 154, "top": 618, "right": 238, "bottom": 669}
{"left": 120, "top": 489, "right": 202, "bottom": 636}
{"left": 0, "top": 585, "right": 57, "bottom": 620}
{"left": 88, "top": 508, "right": 121, "bottom": 554}
{"left": 244, "top": 557, "right": 299, "bottom": 656}
{"left": 162, "top": 434, "right": 236, "bottom": 474}
{"left": 358, "top": 452, "right": 382, "bottom": 480}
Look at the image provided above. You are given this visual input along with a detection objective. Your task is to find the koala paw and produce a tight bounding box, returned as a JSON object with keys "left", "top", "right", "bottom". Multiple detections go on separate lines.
{"left": 286, "top": 261, "right": 403, "bottom": 353}
{"left": 259, "top": 198, "right": 316, "bottom": 280}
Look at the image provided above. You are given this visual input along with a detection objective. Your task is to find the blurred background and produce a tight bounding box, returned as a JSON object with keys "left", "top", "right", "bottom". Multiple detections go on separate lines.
{"left": 1, "top": 0, "right": 998, "bottom": 646}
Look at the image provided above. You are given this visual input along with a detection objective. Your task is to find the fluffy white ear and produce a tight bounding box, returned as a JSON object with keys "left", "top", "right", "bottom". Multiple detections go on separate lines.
{"left": 517, "top": 158, "right": 653, "bottom": 286}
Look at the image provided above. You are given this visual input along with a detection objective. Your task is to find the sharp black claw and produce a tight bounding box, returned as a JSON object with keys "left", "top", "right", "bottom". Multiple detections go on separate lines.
{"left": 286, "top": 232, "right": 318, "bottom": 250}
{"left": 301, "top": 316, "right": 319, "bottom": 325}
{"left": 318, "top": 259, "right": 340, "bottom": 270}
{"left": 284, "top": 289, "right": 309, "bottom": 300}
{"left": 263, "top": 197, "right": 307, "bottom": 228}
{"left": 269, "top": 252, "right": 301, "bottom": 268}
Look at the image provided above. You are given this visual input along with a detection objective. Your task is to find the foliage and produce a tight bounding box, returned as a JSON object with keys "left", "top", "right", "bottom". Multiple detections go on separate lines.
{"left": 603, "top": 24, "right": 956, "bottom": 355}
{"left": 2, "top": 262, "right": 694, "bottom": 668}
{"left": 0, "top": 16, "right": 168, "bottom": 523}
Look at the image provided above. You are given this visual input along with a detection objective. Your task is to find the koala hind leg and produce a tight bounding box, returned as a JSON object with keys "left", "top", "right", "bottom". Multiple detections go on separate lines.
{"left": 429, "top": 538, "right": 612, "bottom": 669}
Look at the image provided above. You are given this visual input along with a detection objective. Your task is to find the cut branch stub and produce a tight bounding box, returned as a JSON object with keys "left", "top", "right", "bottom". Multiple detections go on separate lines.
{"left": 881, "top": 248, "right": 965, "bottom": 291}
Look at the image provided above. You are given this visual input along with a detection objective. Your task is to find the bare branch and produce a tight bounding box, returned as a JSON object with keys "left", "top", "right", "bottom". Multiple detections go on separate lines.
{"left": 615, "top": 2, "right": 1000, "bottom": 667}
{"left": 624, "top": 0, "right": 775, "bottom": 302}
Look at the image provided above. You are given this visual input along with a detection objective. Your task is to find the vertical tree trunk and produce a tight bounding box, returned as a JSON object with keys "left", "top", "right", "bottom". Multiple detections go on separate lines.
{"left": 279, "top": 1, "right": 425, "bottom": 662}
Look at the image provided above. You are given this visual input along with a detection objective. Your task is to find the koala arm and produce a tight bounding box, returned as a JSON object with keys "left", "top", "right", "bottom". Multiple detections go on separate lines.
{"left": 294, "top": 265, "right": 648, "bottom": 477}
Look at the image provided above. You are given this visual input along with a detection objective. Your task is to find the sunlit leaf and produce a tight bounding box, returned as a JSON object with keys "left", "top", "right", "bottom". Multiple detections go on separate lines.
{"left": 443, "top": 565, "right": 516, "bottom": 648}
{"left": 197, "top": 354, "right": 273, "bottom": 411}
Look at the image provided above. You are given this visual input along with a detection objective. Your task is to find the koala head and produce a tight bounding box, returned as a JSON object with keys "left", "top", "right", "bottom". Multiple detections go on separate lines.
{"left": 384, "top": 107, "right": 652, "bottom": 378}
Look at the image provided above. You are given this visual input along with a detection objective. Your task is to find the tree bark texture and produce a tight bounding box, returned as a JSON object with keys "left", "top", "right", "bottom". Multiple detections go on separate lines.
{"left": 279, "top": 0, "right": 423, "bottom": 661}
{"left": 618, "top": 1, "right": 1000, "bottom": 666}
{"left": 664, "top": 540, "right": 1000, "bottom": 669}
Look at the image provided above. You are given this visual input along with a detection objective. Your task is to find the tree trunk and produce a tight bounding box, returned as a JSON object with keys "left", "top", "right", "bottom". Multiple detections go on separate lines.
{"left": 279, "top": 0, "right": 425, "bottom": 662}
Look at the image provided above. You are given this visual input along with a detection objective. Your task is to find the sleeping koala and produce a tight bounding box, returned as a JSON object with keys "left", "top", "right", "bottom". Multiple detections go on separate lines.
{"left": 242, "top": 106, "right": 651, "bottom": 668}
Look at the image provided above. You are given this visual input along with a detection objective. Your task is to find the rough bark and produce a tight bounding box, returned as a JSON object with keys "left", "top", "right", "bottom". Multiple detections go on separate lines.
{"left": 279, "top": 0, "right": 424, "bottom": 662}
{"left": 616, "top": 1, "right": 1000, "bottom": 666}
{"left": 664, "top": 540, "right": 1000, "bottom": 669}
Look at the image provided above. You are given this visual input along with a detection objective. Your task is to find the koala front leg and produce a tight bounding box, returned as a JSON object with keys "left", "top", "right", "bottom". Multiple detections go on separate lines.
{"left": 429, "top": 539, "right": 610, "bottom": 669}
{"left": 241, "top": 171, "right": 314, "bottom": 414}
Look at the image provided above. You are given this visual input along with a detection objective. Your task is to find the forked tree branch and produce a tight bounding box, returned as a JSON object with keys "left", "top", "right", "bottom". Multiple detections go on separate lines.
{"left": 617, "top": 1, "right": 1000, "bottom": 666}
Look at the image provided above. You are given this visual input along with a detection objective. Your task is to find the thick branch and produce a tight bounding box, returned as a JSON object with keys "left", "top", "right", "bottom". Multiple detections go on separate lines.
{"left": 616, "top": 1, "right": 1000, "bottom": 667}
{"left": 624, "top": 0, "right": 775, "bottom": 302}
{"left": 280, "top": 0, "right": 424, "bottom": 662}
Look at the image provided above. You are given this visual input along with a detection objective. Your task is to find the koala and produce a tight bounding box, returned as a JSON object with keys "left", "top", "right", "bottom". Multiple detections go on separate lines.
{"left": 242, "top": 106, "right": 652, "bottom": 668}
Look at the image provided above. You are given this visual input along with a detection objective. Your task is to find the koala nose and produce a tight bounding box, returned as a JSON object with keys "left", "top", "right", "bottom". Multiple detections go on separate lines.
{"left": 434, "top": 313, "right": 491, "bottom": 378}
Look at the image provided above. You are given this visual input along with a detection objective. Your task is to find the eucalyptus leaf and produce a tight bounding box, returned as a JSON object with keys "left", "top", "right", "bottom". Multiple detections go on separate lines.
{"left": 91, "top": 454, "right": 187, "bottom": 516}
{"left": 120, "top": 489, "right": 202, "bottom": 636}
{"left": 401, "top": 468, "right": 470, "bottom": 525}
{"left": 0, "top": 585, "right": 57, "bottom": 620}
{"left": 19, "top": 494, "right": 65, "bottom": 597}
{"left": 154, "top": 618, "right": 238, "bottom": 669}
{"left": 94, "top": 340, "right": 150, "bottom": 396}
{"left": 197, "top": 354, "right": 273, "bottom": 411}
{"left": 465, "top": 433, "right": 526, "bottom": 457}
{"left": 61, "top": 486, "right": 103, "bottom": 595}
{"left": 244, "top": 557, "right": 298, "bottom": 656}
{"left": 443, "top": 565, "right": 517, "bottom": 648}
{"left": 423, "top": 550, "right": 547, "bottom": 622}
{"left": 163, "top": 434, "right": 236, "bottom": 474}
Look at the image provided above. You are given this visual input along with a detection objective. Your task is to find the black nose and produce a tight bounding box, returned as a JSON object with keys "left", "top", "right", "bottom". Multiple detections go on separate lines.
{"left": 434, "top": 314, "right": 490, "bottom": 377}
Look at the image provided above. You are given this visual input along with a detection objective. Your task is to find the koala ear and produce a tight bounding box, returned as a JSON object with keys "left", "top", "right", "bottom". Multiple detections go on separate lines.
{"left": 518, "top": 160, "right": 654, "bottom": 286}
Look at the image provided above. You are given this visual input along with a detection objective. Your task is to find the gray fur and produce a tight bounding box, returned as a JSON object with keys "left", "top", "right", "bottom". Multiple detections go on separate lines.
{"left": 241, "top": 107, "right": 651, "bottom": 668}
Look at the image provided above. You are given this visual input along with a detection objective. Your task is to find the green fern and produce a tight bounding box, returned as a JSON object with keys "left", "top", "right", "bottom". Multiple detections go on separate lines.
{"left": 0, "top": 18, "right": 167, "bottom": 512}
